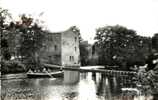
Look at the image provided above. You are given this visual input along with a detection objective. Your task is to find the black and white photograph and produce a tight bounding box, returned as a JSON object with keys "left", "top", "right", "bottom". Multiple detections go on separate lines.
{"left": 0, "top": 0, "right": 158, "bottom": 100}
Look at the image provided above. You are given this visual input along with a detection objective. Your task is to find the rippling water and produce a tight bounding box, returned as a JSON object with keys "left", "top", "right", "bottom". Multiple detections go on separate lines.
{"left": 1, "top": 72, "right": 154, "bottom": 100}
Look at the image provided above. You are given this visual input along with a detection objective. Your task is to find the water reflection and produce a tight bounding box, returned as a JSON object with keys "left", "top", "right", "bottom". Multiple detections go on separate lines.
{"left": 1, "top": 72, "right": 154, "bottom": 100}
{"left": 78, "top": 72, "right": 97, "bottom": 100}
{"left": 64, "top": 71, "right": 80, "bottom": 84}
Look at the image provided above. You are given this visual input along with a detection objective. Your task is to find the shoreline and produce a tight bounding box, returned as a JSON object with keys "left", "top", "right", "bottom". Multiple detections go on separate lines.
{"left": 1, "top": 73, "right": 27, "bottom": 80}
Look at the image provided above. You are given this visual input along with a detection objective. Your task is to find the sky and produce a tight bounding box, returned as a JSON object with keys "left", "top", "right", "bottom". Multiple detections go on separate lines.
{"left": 1, "top": 0, "right": 158, "bottom": 44}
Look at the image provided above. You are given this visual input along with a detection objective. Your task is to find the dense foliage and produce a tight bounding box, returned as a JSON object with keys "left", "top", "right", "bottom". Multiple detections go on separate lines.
{"left": 1, "top": 7, "right": 46, "bottom": 72}
{"left": 94, "top": 25, "right": 152, "bottom": 70}
{"left": 0, "top": 7, "right": 12, "bottom": 60}
{"left": 137, "top": 63, "right": 158, "bottom": 94}
{"left": 1, "top": 60, "right": 25, "bottom": 74}
{"left": 17, "top": 15, "right": 46, "bottom": 69}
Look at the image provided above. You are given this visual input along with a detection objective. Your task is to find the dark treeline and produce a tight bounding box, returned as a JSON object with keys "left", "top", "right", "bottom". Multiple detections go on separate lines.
{"left": 80, "top": 25, "right": 158, "bottom": 71}
{"left": 93, "top": 25, "right": 158, "bottom": 71}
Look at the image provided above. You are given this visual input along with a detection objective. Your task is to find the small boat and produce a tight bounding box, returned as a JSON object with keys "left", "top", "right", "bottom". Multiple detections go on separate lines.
{"left": 27, "top": 69, "right": 63, "bottom": 78}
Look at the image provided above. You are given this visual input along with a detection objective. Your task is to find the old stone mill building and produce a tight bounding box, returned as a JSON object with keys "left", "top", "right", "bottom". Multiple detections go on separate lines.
{"left": 39, "top": 26, "right": 81, "bottom": 83}
{"left": 40, "top": 26, "right": 80, "bottom": 67}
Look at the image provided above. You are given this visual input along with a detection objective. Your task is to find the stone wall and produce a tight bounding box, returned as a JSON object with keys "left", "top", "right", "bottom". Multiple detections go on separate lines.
{"left": 40, "top": 27, "right": 80, "bottom": 66}
{"left": 61, "top": 29, "right": 80, "bottom": 66}
{"left": 40, "top": 32, "right": 62, "bottom": 65}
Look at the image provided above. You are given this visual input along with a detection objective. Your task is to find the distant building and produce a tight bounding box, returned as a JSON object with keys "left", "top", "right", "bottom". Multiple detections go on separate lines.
{"left": 91, "top": 43, "right": 100, "bottom": 65}
{"left": 40, "top": 26, "right": 80, "bottom": 66}
{"left": 80, "top": 41, "right": 92, "bottom": 65}
{"left": 80, "top": 41, "right": 99, "bottom": 65}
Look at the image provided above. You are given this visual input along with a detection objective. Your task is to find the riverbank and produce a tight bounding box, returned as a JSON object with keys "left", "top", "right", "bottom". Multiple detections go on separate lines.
{"left": 1, "top": 73, "right": 27, "bottom": 80}
{"left": 137, "top": 64, "right": 158, "bottom": 95}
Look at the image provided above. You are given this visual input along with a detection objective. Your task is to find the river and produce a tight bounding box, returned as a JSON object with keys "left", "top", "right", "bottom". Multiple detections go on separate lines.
{"left": 1, "top": 71, "right": 154, "bottom": 100}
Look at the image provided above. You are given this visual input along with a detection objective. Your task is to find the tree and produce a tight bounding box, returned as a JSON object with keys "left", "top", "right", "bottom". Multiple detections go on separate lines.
{"left": 145, "top": 33, "right": 158, "bottom": 71}
{"left": 152, "top": 33, "right": 158, "bottom": 52}
{"left": 16, "top": 14, "right": 46, "bottom": 69}
{"left": 94, "top": 25, "right": 151, "bottom": 70}
{"left": 0, "top": 7, "right": 12, "bottom": 60}
{"left": 69, "top": 26, "right": 82, "bottom": 42}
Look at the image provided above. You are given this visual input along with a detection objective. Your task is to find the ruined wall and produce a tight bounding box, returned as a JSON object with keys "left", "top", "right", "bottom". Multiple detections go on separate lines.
{"left": 40, "top": 32, "right": 62, "bottom": 65}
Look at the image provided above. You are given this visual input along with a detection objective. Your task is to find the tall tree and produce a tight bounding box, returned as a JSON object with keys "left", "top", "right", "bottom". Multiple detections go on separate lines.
{"left": 16, "top": 14, "right": 46, "bottom": 69}
{"left": 94, "top": 25, "right": 151, "bottom": 70}
{"left": 0, "top": 7, "right": 12, "bottom": 60}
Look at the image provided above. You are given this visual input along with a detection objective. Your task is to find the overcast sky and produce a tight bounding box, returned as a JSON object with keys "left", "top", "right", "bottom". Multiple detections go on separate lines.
{"left": 1, "top": 0, "right": 158, "bottom": 43}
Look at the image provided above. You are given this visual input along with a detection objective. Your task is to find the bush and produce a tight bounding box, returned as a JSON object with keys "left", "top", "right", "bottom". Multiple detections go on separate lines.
{"left": 136, "top": 63, "right": 158, "bottom": 94}
{"left": 1, "top": 60, "right": 26, "bottom": 74}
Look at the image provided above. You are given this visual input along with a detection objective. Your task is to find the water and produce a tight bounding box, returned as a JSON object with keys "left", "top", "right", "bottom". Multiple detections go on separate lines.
{"left": 1, "top": 72, "right": 154, "bottom": 100}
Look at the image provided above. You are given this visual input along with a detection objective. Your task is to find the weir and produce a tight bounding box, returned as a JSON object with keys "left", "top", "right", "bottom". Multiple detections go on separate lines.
{"left": 44, "top": 64, "right": 137, "bottom": 76}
